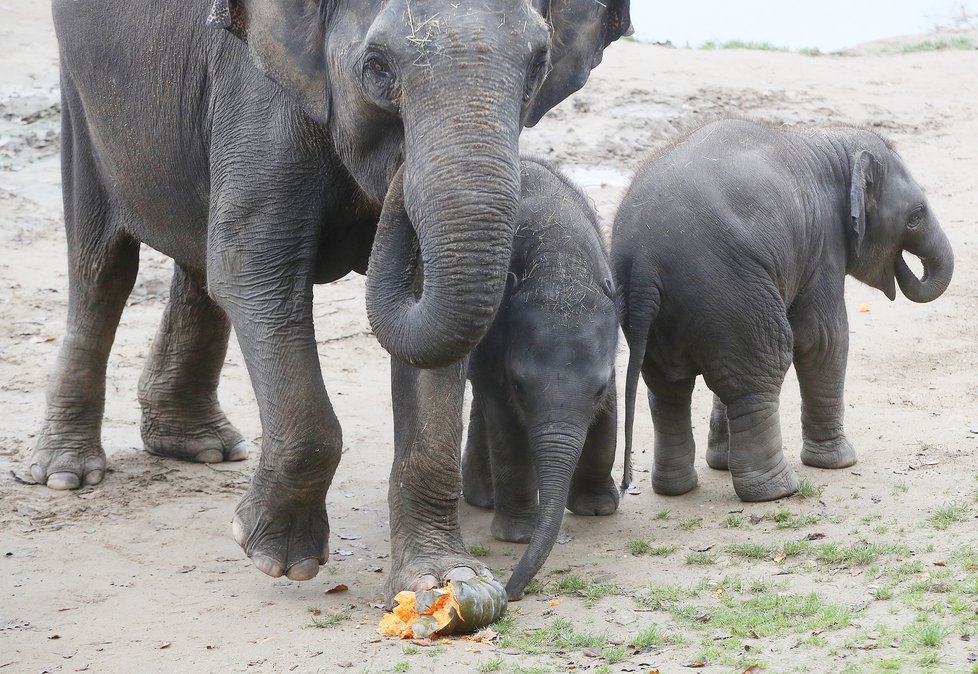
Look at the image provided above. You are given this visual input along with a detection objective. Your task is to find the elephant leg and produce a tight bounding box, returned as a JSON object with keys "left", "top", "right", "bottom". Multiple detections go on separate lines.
{"left": 138, "top": 264, "right": 248, "bottom": 463}
{"left": 706, "top": 394, "right": 730, "bottom": 470}
{"left": 725, "top": 393, "right": 799, "bottom": 501}
{"left": 649, "top": 376, "right": 698, "bottom": 496}
{"left": 793, "top": 310, "right": 856, "bottom": 469}
{"left": 30, "top": 91, "right": 140, "bottom": 490}
{"left": 567, "top": 379, "right": 619, "bottom": 516}
{"left": 486, "top": 401, "right": 537, "bottom": 544}
{"left": 386, "top": 357, "right": 494, "bottom": 599}
{"left": 461, "top": 393, "right": 494, "bottom": 509}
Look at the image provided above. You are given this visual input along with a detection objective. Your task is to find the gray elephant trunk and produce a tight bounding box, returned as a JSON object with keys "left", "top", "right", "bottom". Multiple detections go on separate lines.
{"left": 896, "top": 225, "right": 954, "bottom": 303}
{"left": 365, "top": 95, "right": 521, "bottom": 369}
{"left": 506, "top": 428, "right": 585, "bottom": 601}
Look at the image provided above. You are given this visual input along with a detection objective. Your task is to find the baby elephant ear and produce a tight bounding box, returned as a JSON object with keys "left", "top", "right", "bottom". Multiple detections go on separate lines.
{"left": 849, "top": 150, "right": 877, "bottom": 258}
{"left": 207, "top": 0, "right": 330, "bottom": 124}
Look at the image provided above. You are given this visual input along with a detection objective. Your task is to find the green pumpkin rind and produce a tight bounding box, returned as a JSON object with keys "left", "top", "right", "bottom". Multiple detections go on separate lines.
{"left": 439, "top": 577, "right": 508, "bottom": 635}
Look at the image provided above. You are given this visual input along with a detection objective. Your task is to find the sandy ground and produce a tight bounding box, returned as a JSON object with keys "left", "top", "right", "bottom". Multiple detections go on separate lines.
{"left": 2, "top": 4, "right": 977, "bottom": 673}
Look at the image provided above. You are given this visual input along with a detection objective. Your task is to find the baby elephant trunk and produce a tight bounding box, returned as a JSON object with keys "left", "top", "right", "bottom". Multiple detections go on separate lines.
{"left": 896, "top": 226, "right": 954, "bottom": 303}
{"left": 506, "top": 427, "right": 586, "bottom": 601}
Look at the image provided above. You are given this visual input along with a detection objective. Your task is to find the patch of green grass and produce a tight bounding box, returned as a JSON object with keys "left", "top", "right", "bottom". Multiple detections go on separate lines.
{"left": 678, "top": 517, "right": 703, "bottom": 530}
{"left": 725, "top": 541, "right": 810, "bottom": 560}
{"left": 686, "top": 552, "right": 718, "bottom": 566}
{"left": 468, "top": 544, "right": 490, "bottom": 557}
{"left": 893, "top": 482, "right": 909, "bottom": 494}
{"left": 393, "top": 662, "right": 409, "bottom": 673}
{"left": 683, "top": 591, "right": 850, "bottom": 638}
{"left": 601, "top": 645, "right": 629, "bottom": 663}
{"left": 906, "top": 618, "right": 948, "bottom": 648}
{"left": 540, "top": 574, "right": 623, "bottom": 605}
{"left": 930, "top": 501, "right": 969, "bottom": 530}
{"left": 477, "top": 658, "right": 504, "bottom": 673}
{"left": 627, "top": 538, "right": 652, "bottom": 555}
{"left": 811, "top": 542, "right": 911, "bottom": 566}
{"left": 655, "top": 510, "right": 670, "bottom": 520}
{"left": 594, "top": 667, "right": 613, "bottom": 674}
{"left": 873, "top": 585, "right": 895, "bottom": 601}
{"left": 797, "top": 47, "right": 822, "bottom": 56}
{"left": 901, "top": 37, "right": 975, "bottom": 52}
{"left": 774, "top": 510, "right": 821, "bottom": 529}
{"left": 631, "top": 625, "right": 668, "bottom": 649}
{"left": 701, "top": 39, "right": 788, "bottom": 52}
{"left": 797, "top": 479, "right": 823, "bottom": 498}
{"left": 307, "top": 608, "right": 352, "bottom": 628}
{"left": 722, "top": 514, "right": 746, "bottom": 528}
{"left": 401, "top": 645, "right": 418, "bottom": 656}
{"left": 510, "top": 667, "right": 551, "bottom": 674}
{"left": 636, "top": 585, "right": 687, "bottom": 610}
{"left": 523, "top": 578, "right": 546, "bottom": 595}
{"left": 490, "top": 613, "right": 516, "bottom": 635}
{"left": 500, "top": 618, "right": 606, "bottom": 655}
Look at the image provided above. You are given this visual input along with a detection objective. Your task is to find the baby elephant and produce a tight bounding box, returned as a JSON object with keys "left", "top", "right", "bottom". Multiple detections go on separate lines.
{"left": 613, "top": 120, "right": 953, "bottom": 502}
{"left": 463, "top": 158, "right": 620, "bottom": 600}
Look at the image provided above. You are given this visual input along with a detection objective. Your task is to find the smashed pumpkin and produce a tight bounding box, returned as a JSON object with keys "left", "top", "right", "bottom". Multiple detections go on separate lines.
{"left": 378, "top": 577, "right": 507, "bottom": 638}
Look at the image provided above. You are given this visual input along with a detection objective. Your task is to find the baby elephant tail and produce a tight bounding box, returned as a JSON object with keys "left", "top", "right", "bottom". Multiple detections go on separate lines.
{"left": 620, "top": 276, "right": 661, "bottom": 496}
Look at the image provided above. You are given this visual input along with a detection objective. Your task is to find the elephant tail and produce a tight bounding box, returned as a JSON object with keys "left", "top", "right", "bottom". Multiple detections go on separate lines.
{"left": 620, "top": 273, "right": 661, "bottom": 496}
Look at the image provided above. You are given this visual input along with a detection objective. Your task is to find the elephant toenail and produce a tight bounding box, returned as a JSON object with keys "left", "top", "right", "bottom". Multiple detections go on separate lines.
{"left": 30, "top": 465, "right": 45, "bottom": 484}
{"left": 83, "top": 470, "right": 103, "bottom": 486}
{"left": 231, "top": 519, "right": 247, "bottom": 547}
{"left": 285, "top": 558, "right": 321, "bottom": 581}
{"left": 227, "top": 440, "right": 250, "bottom": 462}
{"left": 410, "top": 574, "right": 439, "bottom": 592}
{"left": 47, "top": 472, "right": 80, "bottom": 490}
{"left": 195, "top": 449, "right": 223, "bottom": 463}
{"left": 445, "top": 566, "right": 479, "bottom": 582}
{"left": 251, "top": 554, "right": 286, "bottom": 578}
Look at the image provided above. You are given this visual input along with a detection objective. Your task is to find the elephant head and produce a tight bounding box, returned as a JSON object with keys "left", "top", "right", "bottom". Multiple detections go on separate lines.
{"left": 499, "top": 288, "right": 619, "bottom": 600}
{"left": 208, "top": 0, "right": 629, "bottom": 368}
{"left": 847, "top": 138, "right": 954, "bottom": 303}
{"left": 525, "top": 0, "right": 633, "bottom": 127}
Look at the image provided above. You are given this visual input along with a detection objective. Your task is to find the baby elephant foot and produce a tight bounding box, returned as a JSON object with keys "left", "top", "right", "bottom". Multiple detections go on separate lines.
{"left": 731, "top": 456, "right": 800, "bottom": 502}
{"left": 141, "top": 402, "right": 249, "bottom": 464}
{"left": 651, "top": 466, "right": 698, "bottom": 496}
{"left": 801, "top": 436, "right": 857, "bottom": 469}
{"left": 461, "top": 471, "right": 494, "bottom": 510}
{"left": 232, "top": 485, "right": 329, "bottom": 581}
{"left": 567, "top": 476, "right": 619, "bottom": 516}
{"left": 30, "top": 432, "right": 106, "bottom": 490}
{"left": 491, "top": 511, "right": 537, "bottom": 544}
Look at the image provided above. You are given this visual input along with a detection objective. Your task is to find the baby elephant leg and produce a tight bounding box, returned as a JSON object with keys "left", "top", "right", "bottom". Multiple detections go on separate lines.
{"left": 486, "top": 405, "right": 538, "bottom": 544}
{"left": 648, "top": 377, "right": 698, "bottom": 496}
{"left": 794, "top": 336, "right": 857, "bottom": 469}
{"left": 726, "top": 393, "right": 799, "bottom": 501}
{"left": 706, "top": 394, "right": 729, "bottom": 470}
{"left": 461, "top": 397, "right": 494, "bottom": 509}
{"left": 568, "top": 383, "right": 619, "bottom": 516}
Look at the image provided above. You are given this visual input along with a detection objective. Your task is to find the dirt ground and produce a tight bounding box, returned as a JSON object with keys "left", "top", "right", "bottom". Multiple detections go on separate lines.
{"left": 2, "top": 4, "right": 977, "bottom": 673}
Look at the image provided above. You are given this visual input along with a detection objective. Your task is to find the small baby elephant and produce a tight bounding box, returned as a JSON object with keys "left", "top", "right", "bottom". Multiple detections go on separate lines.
{"left": 463, "top": 158, "right": 620, "bottom": 600}
{"left": 613, "top": 120, "right": 954, "bottom": 502}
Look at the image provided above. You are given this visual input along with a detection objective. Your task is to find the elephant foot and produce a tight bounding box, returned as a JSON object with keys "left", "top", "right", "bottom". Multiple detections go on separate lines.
{"left": 30, "top": 429, "right": 106, "bottom": 490}
{"left": 231, "top": 482, "right": 329, "bottom": 581}
{"left": 141, "top": 401, "right": 249, "bottom": 463}
{"left": 567, "top": 476, "right": 619, "bottom": 516}
{"left": 385, "top": 548, "right": 496, "bottom": 607}
{"left": 651, "top": 466, "right": 699, "bottom": 496}
{"left": 706, "top": 438, "right": 730, "bottom": 470}
{"left": 731, "top": 455, "right": 799, "bottom": 502}
{"left": 801, "top": 436, "right": 857, "bottom": 469}
{"left": 491, "top": 511, "right": 537, "bottom": 544}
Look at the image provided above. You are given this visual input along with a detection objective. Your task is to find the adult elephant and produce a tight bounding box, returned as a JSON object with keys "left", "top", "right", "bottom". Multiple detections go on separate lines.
{"left": 31, "top": 0, "right": 631, "bottom": 600}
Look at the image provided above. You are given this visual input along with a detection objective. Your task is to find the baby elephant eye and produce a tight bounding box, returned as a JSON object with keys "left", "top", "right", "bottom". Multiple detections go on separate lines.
{"left": 908, "top": 206, "right": 926, "bottom": 230}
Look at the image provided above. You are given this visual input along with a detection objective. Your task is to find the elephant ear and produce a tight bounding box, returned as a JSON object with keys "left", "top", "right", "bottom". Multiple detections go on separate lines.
{"left": 849, "top": 150, "right": 878, "bottom": 258}
{"left": 525, "top": 0, "right": 632, "bottom": 127}
{"left": 207, "top": 0, "right": 330, "bottom": 124}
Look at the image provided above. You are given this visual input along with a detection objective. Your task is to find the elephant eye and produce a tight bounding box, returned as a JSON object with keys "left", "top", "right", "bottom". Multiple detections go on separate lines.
{"left": 908, "top": 206, "right": 925, "bottom": 229}
{"left": 523, "top": 51, "right": 551, "bottom": 103}
{"left": 362, "top": 50, "right": 398, "bottom": 104}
